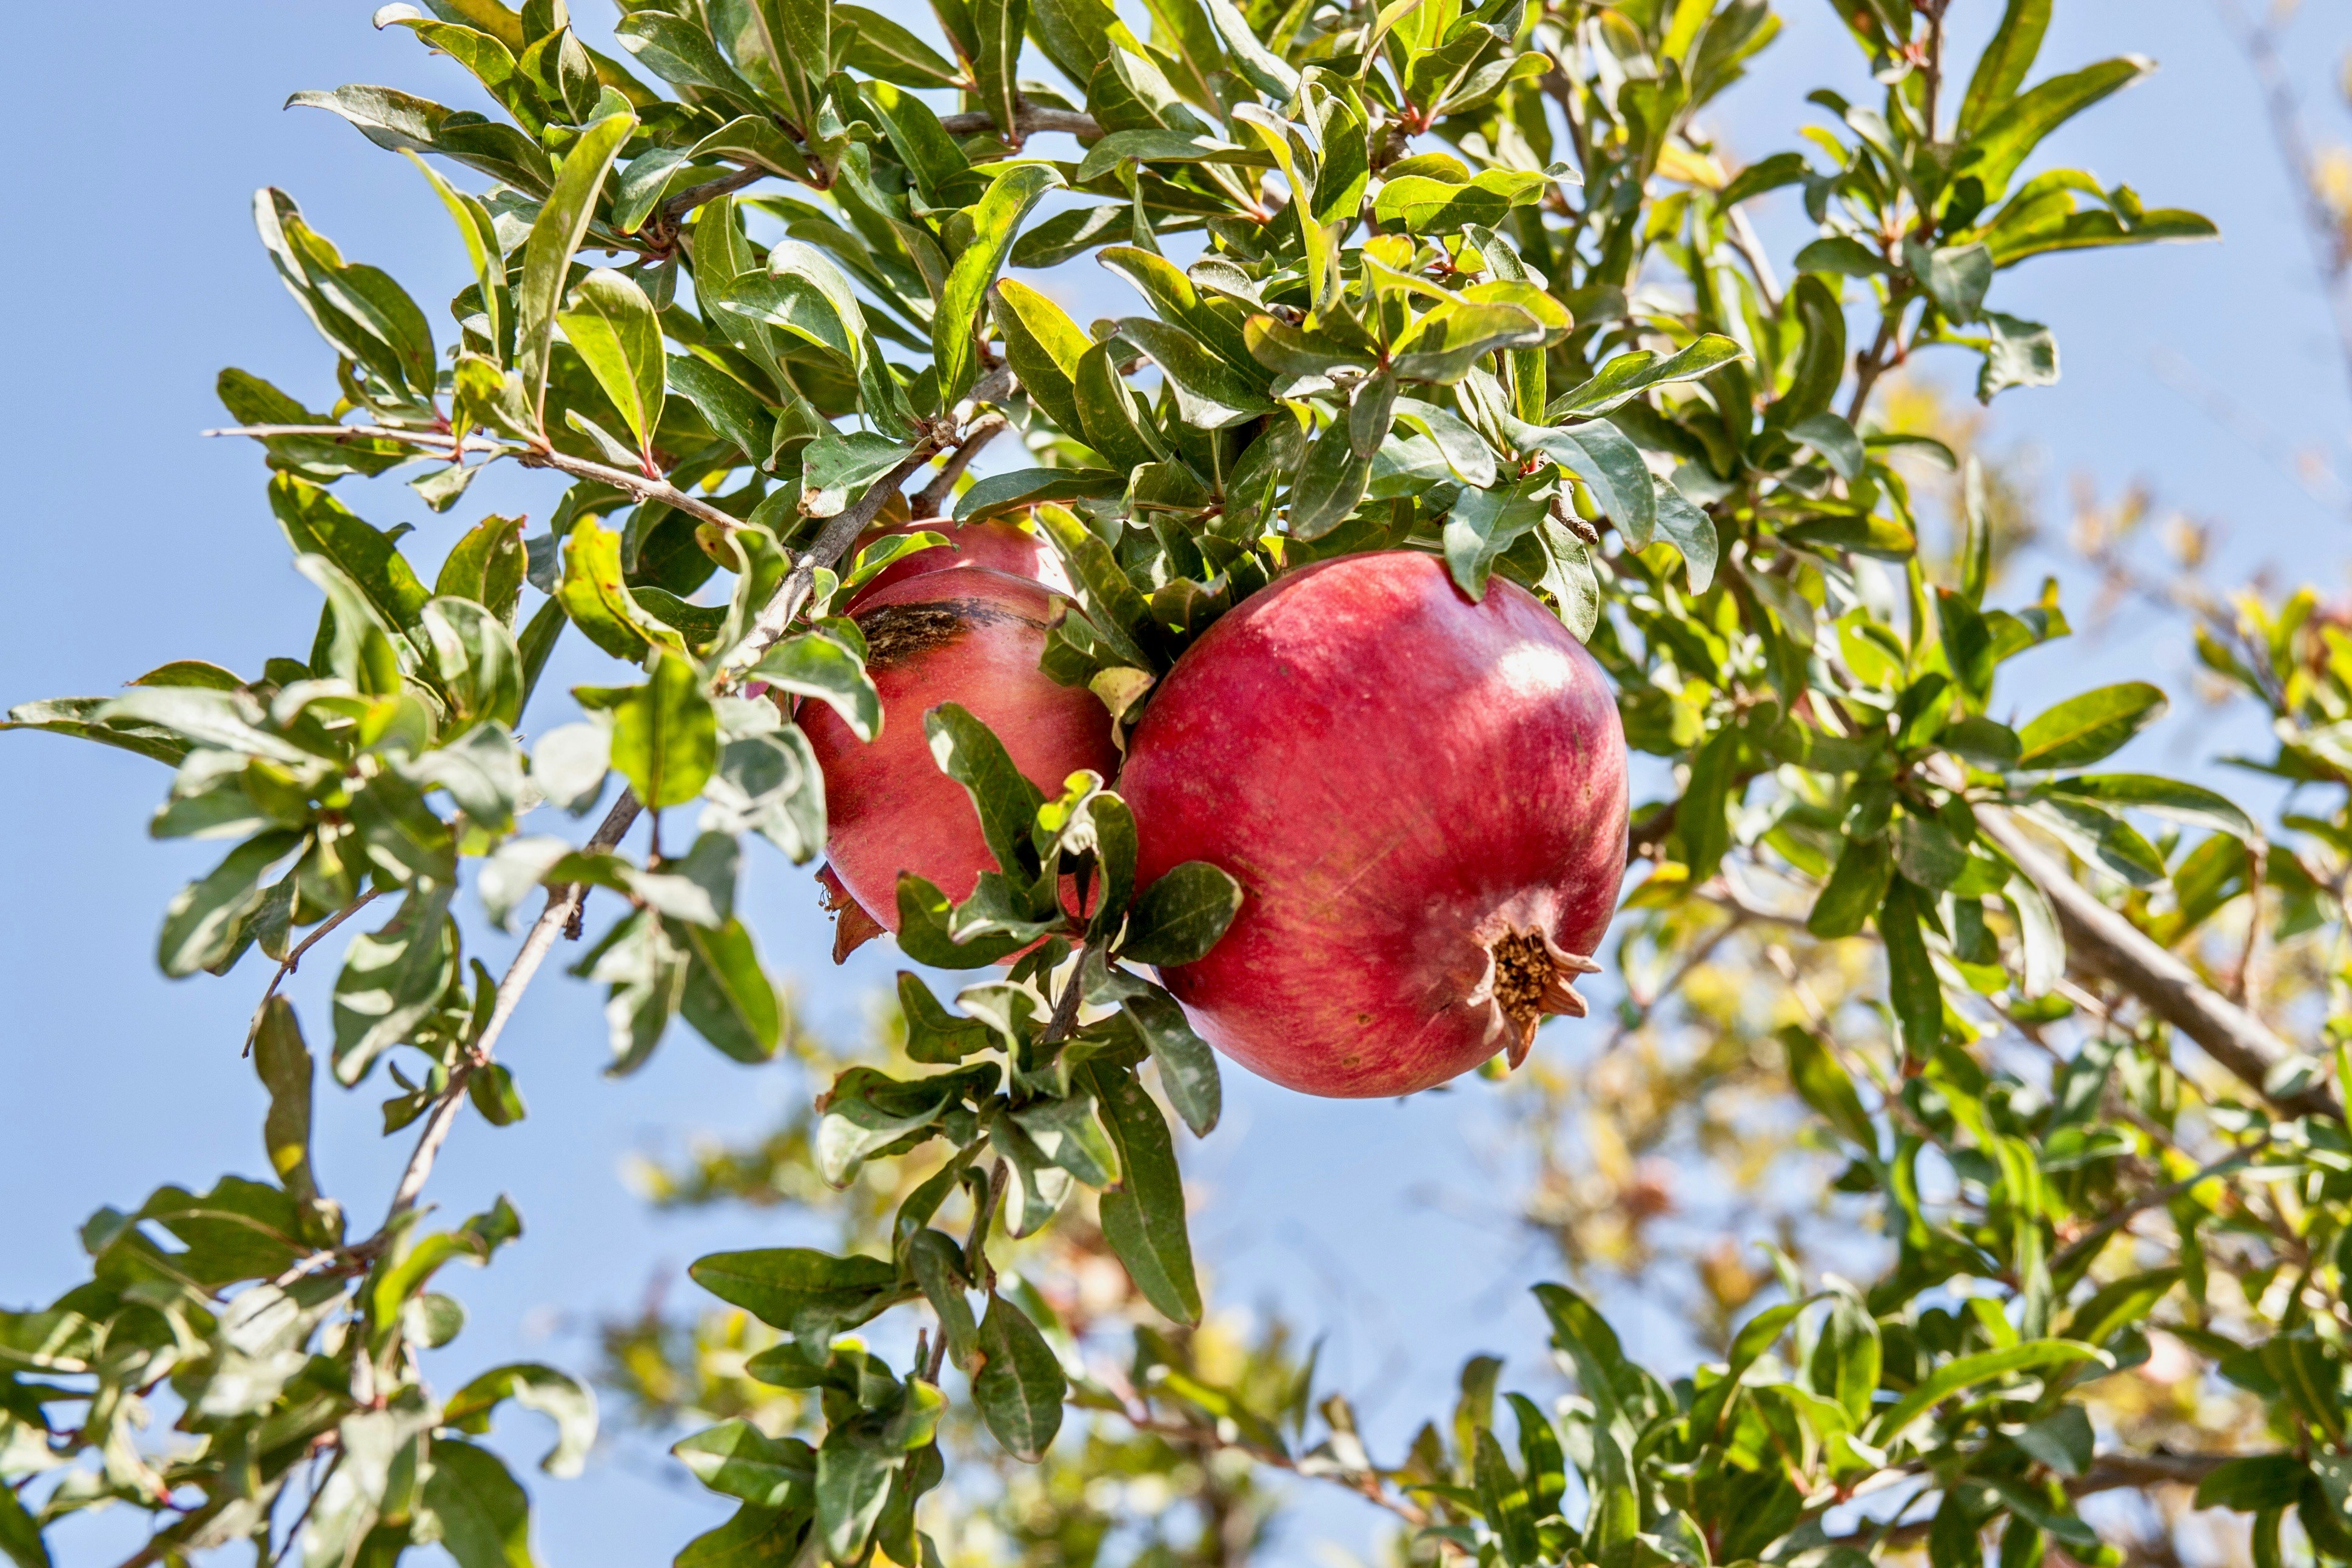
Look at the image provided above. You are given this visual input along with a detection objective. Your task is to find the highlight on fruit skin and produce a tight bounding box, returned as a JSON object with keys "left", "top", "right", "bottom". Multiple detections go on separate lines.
{"left": 799, "top": 565, "right": 1121, "bottom": 957}
{"left": 844, "top": 515, "right": 1071, "bottom": 611}
{"left": 1119, "top": 550, "right": 1629, "bottom": 1099}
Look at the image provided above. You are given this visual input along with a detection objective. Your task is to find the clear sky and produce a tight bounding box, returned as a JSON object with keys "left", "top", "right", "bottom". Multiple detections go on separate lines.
{"left": 4, "top": 2, "right": 2350, "bottom": 1563}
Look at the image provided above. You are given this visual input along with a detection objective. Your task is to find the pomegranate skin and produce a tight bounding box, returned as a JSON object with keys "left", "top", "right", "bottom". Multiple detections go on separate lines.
{"left": 1121, "top": 551, "right": 1628, "bottom": 1099}
{"left": 845, "top": 518, "right": 1071, "bottom": 611}
{"left": 802, "top": 566, "right": 1120, "bottom": 933}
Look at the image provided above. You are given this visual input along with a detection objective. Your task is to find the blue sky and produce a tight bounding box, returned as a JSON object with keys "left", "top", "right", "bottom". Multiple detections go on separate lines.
{"left": 4, "top": 2, "right": 2351, "bottom": 1563}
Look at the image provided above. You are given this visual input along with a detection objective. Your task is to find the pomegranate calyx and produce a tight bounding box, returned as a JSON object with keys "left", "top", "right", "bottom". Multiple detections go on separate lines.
{"left": 1481, "top": 926, "right": 1604, "bottom": 1068}
{"left": 816, "top": 865, "right": 888, "bottom": 964}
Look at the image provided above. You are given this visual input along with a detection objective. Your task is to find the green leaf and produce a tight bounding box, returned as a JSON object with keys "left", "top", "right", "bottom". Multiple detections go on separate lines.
{"left": 936, "top": 164, "right": 1064, "bottom": 405}
{"left": 289, "top": 86, "right": 553, "bottom": 195}
{"left": 1957, "top": 0, "right": 2049, "bottom": 133}
{"left": 994, "top": 279, "right": 1093, "bottom": 442}
{"left": 1117, "top": 988, "right": 1219, "bottom": 1135}
{"left": 753, "top": 631, "right": 880, "bottom": 741}
{"left": 435, "top": 514, "right": 528, "bottom": 622}
{"left": 1116, "top": 317, "right": 1272, "bottom": 427}
{"left": 1872, "top": 1340, "right": 2110, "bottom": 1445}
{"left": 908, "top": 1228, "right": 980, "bottom": 1370}
{"left": 557, "top": 268, "right": 664, "bottom": 456}
{"left": 1122, "top": 862, "right": 1242, "bottom": 967}
{"left": 1244, "top": 315, "right": 1379, "bottom": 377}
{"left": 516, "top": 110, "right": 636, "bottom": 426}
{"left": 2042, "top": 774, "right": 2257, "bottom": 842}
{"left": 1956, "top": 56, "right": 2153, "bottom": 204}
{"left": 1780, "top": 512, "right": 1917, "bottom": 560}
{"left": 972, "top": 0, "right": 1029, "bottom": 139}
{"left": 155, "top": 830, "right": 301, "bottom": 979}
{"left": 423, "top": 597, "right": 525, "bottom": 729}
{"left": 1778, "top": 1024, "right": 1875, "bottom": 1152}
{"left": 816, "top": 1432, "right": 896, "bottom": 1563}
{"left": 1393, "top": 398, "right": 1499, "bottom": 487}
{"left": 269, "top": 475, "right": 431, "bottom": 632}
{"left": 1546, "top": 335, "right": 1747, "bottom": 418}
{"left": 0, "top": 1453, "right": 51, "bottom": 1568}
{"left": 1090, "top": 1064, "right": 1201, "bottom": 1323}
{"left": 800, "top": 432, "right": 920, "bottom": 519}
{"left": 442, "top": 1363, "right": 597, "bottom": 1478}
{"left": 895, "top": 874, "right": 1036, "bottom": 968}
{"left": 974, "top": 1294, "right": 1067, "bottom": 1461}
{"left": 421, "top": 1436, "right": 535, "bottom": 1568}
{"left": 2005, "top": 869, "right": 2064, "bottom": 997}
{"left": 1442, "top": 480, "right": 1551, "bottom": 601}
{"left": 1877, "top": 877, "right": 1942, "bottom": 1059}
{"left": 840, "top": 4, "right": 965, "bottom": 85}
{"left": 817, "top": 1065, "right": 967, "bottom": 1184}
{"left": 667, "top": 357, "right": 776, "bottom": 467}
{"left": 1515, "top": 418, "right": 1655, "bottom": 545}
{"left": 1391, "top": 301, "right": 1547, "bottom": 383}
{"left": 252, "top": 996, "right": 329, "bottom": 1227}
{"left": 2195, "top": 1455, "right": 2309, "bottom": 1513}
{"left": 2016, "top": 682, "right": 2168, "bottom": 769}
{"left": 606, "top": 653, "right": 719, "bottom": 809}
{"left": 688, "top": 1247, "right": 903, "bottom": 1340}
{"left": 1977, "top": 311, "right": 2060, "bottom": 401}
{"left": 1290, "top": 412, "right": 1375, "bottom": 541}
{"left": 2018, "top": 797, "right": 2168, "bottom": 888}
{"left": 924, "top": 703, "right": 1049, "bottom": 883}
{"left": 681, "top": 917, "right": 785, "bottom": 1063}
{"left": 1011, "top": 1091, "right": 1121, "bottom": 1186}
{"left": 332, "top": 883, "right": 458, "bottom": 1084}
{"left": 672, "top": 1421, "right": 814, "bottom": 1508}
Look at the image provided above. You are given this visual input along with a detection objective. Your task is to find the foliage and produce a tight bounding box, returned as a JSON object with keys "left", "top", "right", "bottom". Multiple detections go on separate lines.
{"left": 17, "top": 0, "right": 2352, "bottom": 1566}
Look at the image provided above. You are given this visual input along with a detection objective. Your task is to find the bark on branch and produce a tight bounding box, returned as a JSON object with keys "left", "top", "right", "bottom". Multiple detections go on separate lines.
{"left": 937, "top": 104, "right": 1103, "bottom": 139}
{"left": 1975, "top": 805, "right": 2338, "bottom": 1122}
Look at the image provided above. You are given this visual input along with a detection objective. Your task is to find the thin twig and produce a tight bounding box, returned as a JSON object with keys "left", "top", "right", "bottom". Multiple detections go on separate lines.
{"left": 205, "top": 424, "right": 748, "bottom": 537}
{"left": 244, "top": 890, "right": 384, "bottom": 1053}
{"left": 724, "top": 444, "right": 943, "bottom": 684}
{"left": 2047, "top": 1145, "right": 2265, "bottom": 1276}
{"left": 913, "top": 415, "right": 1007, "bottom": 516}
{"left": 1111, "top": 1409, "right": 1433, "bottom": 1529}
{"left": 379, "top": 786, "right": 642, "bottom": 1228}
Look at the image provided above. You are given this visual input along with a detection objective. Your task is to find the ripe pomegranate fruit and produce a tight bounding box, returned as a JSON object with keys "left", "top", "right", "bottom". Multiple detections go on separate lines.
{"left": 1119, "top": 551, "right": 1627, "bottom": 1098}
{"left": 800, "top": 566, "right": 1120, "bottom": 950}
{"left": 845, "top": 517, "right": 1070, "bottom": 611}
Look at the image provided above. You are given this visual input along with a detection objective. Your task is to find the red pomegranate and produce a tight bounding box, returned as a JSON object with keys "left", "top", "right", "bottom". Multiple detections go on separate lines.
{"left": 801, "top": 566, "right": 1120, "bottom": 943}
{"left": 1119, "top": 551, "right": 1627, "bottom": 1098}
{"left": 845, "top": 517, "right": 1071, "bottom": 611}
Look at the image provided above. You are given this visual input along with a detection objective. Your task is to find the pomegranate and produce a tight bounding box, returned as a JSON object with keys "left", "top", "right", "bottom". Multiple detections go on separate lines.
{"left": 845, "top": 517, "right": 1070, "bottom": 611}
{"left": 1119, "top": 551, "right": 1627, "bottom": 1098}
{"left": 801, "top": 566, "right": 1121, "bottom": 945}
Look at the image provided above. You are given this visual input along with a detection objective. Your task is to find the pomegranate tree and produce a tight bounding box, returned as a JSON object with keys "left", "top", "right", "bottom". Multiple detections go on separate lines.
{"left": 800, "top": 566, "right": 1120, "bottom": 940}
{"left": 1119, "top": 551, "right": 1628, "bottom": 1098}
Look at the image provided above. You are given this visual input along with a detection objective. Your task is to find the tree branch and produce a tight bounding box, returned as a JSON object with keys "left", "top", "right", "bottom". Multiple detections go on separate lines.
{"left": 913, "top": 414, "right": 1006, "bottom": 517}
{"left": 937, "top": 104, "right": 1102, "bottom": 139}
{"left": 375, "top": 442, "right": 942, "bottom": 1234}
{"left": 1974, "top": 804, "right": 2339, "bottom": 1121}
